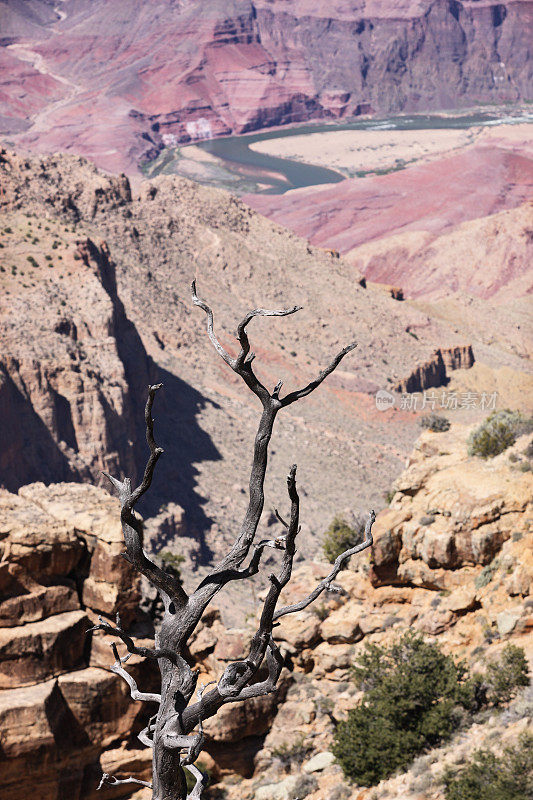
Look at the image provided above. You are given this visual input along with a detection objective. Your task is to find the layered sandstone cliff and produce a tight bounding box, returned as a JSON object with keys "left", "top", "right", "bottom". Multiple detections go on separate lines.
{"left": 208, "top": 422, "right": 533, "bottom": 800}
{"left": 0, "top": 483, "right": 152, "bottom": 800}
{"left": 1, "top": 0, "right": 532, "bottom": 173}
{"left": 0, "top": 483, "right": 285, "bottom": 800}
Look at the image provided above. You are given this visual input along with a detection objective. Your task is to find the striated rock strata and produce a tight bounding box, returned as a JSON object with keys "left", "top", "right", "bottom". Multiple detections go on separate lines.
{"left": 1, "top": 1, "right": 532, "bottom": 173}
{"left": 0, "top": 483, "right": 287, "bottom": 800}
{"left": 394, "top": 344, "right": 475, "bottom": 393}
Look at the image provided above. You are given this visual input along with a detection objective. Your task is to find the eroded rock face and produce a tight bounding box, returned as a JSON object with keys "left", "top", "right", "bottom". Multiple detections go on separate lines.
{"left": 1, "top": 1, "right": 531, "bottom": 173}
{"left": 0, "top": 482, "right": 289, "bottom": 796}
{"left": 370, "top": 427, "right": 533, "bottom": 589}
{"left": 1, "top": 420, "right": 532, "bottom": 800}
{"left": 0, "top": 225, "right": 152, "bottom": 492}
{"left": 2, "top": 146, "right": 471, "bottom": 567}
{"left": 215, "top": 423, "right": 532, "bottom": 800}
{"left": 394, "top": 345, "right": 475, "bottom": 393}
{"left": 0, "top": 483, "right": 152, "bottom": 800}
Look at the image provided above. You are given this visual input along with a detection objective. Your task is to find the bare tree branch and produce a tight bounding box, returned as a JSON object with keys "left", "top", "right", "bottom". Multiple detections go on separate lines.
{"left": 231, "top": 637, "right": 284, "bottom": 701}
{"left": 93, "top": 292, "right": 370, "bottom": 800}
{"left": 192, "top": 280, "right": 234, "bottom": 368}
{"left": 185, "top": 764, "right": 209, "bottom": 800}
{"left": 274, "top": 509, "right": 376, "bottom": 620}
{"left": 194, "top": 535, "right": 286, "bottom": 591}
{"left": 234, "top": 304, "right": 302, "bottom": 369}
{"left": 280, "top": 341, "right": 357, "bottom": 406}
{"left": 192, "top": 281, "right": 300, "bottom": 404}
{"left": 190, "top": 286, "right": 358, "bottom": 622}
{"left": 184, "top": 466, "right": 300, "bottom": 728}
{"left": 97, "top": 773, "right": 152, "bottom": 790}
{"left": 104, "top": 384, "right": 188, "bottom": 607}
{"left": 88, "top": 614, "right": 178, "bottom": 664}
{"left": 109, "top": 642, "right": 162, "bottom": 703}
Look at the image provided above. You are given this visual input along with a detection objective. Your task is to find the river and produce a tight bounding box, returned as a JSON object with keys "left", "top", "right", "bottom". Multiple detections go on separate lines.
{"left": 144, "top": 109, "right": 532, "bottom": 195}
{"left": 196, "top": 110, "right": 531, "bottom": 194}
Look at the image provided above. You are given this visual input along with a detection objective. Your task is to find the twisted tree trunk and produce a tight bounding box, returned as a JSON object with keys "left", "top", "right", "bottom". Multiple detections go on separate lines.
{"left": 91, "top": 284, "right": 375, "bottom": 799}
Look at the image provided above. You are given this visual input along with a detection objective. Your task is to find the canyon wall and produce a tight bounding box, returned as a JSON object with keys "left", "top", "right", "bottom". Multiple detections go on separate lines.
{"left": 2, "top": 147, "right": 479, "bottom": 562}
{"left": 2, "top": 424, "right": 530, "bottom": 800}
{"left": 1, "top": 0, "right": 532, "bottom": 172}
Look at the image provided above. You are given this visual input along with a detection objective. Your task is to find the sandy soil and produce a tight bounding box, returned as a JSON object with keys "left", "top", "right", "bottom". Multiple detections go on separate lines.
{"left": 249, "top": 121, "right": 531, "bottom": 176}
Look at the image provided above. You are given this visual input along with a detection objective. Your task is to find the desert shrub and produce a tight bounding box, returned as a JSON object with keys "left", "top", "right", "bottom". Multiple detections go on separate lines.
{"left": 159, "top": 550, "right": 185, "bottom": 584}
{"left": 420, "top": 413, "right": 451, "bottom": 432}
{"left": 322, "top": 515, "right": 365, "bottom": 563}
{"left": 313, "top": 603, "right": 329, "bottom": 621}
{"left": 332, "top": 632, "right": 474, "bottom": 786}
{"left": 484, "top": 645, "right": 530, "bottom": 706}
{"left": 272, "top": 735, "right": 313, "bottom": 770}
{"left": 384, "top": 489, "right": 396, "bottom": 505}
{"left": 468, "top": 410, "right": 533, "bottom": 459}
{"left": 443, "top": 732, "right": 533, "bottom": 800}
{"left": 475, "top": 558, "right": 500, "bottom": 589}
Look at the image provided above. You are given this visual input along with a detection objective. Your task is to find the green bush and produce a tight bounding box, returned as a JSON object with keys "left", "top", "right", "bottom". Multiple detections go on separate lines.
{"left": 322, "top": 515, "right": 365, "bottom": 563}
{"left": 484, "top": 644, "right": 530, "bottom": 705}
{"left": 159, "top": 550, "right": 185, "bottom": 584}
{"left": 420, "top": 413, "right": 451, "bottom": 432}
{"left": 272, "top": 735, "right": 313, "bottom": 770}
{"left": 332, "top": 632, "right": 474, "bottom": 786}
{"left": 475, "top": 558, "right": 500, "bottom": 589}
{"left": 443, "top": 732, "right": 533, "bottom": 800}
{"left": 468, "top": 410, "right": 533, "bottom": 459}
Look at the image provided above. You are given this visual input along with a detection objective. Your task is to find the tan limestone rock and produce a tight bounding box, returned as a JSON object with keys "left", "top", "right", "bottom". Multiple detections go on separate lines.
{"left": 320, "top": 605, "right": 363, "bottom": 644}
{"left": 0, "top": 609, "right": 89, "bottom": 688}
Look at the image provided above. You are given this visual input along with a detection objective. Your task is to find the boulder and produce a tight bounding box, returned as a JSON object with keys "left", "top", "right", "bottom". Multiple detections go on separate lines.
{"left": 442, "top": 587, "right": 478, "bottom": 613}
{"left": 303, "top": 751, "right": 335, "bottom": 773}
{"left": 275, "top": 614, "right": 321, "bottom": 650}
{"left": 0, "top": 610, "right": 89, "bottom": 688}
{"left": 320, "top": 605, "right": 363, "bottom": 644}
{"left": 496, "top": 609, "right": 523, "bottom": 636}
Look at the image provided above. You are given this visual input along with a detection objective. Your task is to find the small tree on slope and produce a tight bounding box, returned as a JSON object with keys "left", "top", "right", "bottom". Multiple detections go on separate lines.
{"left": 91, "top": 283, "right": 375, "bottom": 800}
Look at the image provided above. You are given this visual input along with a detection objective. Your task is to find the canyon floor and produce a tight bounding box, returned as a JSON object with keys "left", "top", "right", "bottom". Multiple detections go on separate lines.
{"left": 248, "top": 116, "right": 532, "bottom": 178}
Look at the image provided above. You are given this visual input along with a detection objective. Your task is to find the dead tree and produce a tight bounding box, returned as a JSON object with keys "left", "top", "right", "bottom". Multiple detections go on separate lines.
{"left": 91, "top": 283, "right": 375, "bottom": 800}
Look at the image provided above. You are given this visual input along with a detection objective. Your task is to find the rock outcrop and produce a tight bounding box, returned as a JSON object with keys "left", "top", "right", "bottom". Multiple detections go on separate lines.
{"left": 0, "top": 482, "right": 156, "bottom": 800}
{"left": 0, "top": 206, "right": 152, "bottom": 491}
{"left": 1, "top": 423, "right": 531, "bottom": 800}
{"left": 1, "top": 0, "right": 532, "bottom": 173}
{"left": 393, "top": 344, "right": 474, "bottom": 393}
{"left": 208, "top": 422, "right": 533, "bottom": 800}
{"left": 0, "top": 483, "right": 288, "bottom": 799}
{"left": 370, "top": 426, "right": 533, "bottom": 590}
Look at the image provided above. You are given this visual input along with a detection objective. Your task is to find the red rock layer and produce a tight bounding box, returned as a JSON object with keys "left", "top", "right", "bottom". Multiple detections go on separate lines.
{"left": 1, "top": 0, "right": 532, "bottom": 172}
{"left": 246, "top": 144, "right": 533, "bottom": 299}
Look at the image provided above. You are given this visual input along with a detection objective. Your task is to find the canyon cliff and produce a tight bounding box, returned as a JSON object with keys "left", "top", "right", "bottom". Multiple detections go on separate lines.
{"left": 1, "top": 147, "right": 488, "bottom": 567}
{"left": 1, "top": 0, "right": 532, "bottom": 173}
{"left": 1, "top": 423, "right": 531, "bottom": 800}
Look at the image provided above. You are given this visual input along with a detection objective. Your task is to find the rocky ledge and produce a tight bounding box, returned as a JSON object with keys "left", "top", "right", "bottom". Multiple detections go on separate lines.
{"left": 0, "top": 423, "right": 531, "bottom": 800}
